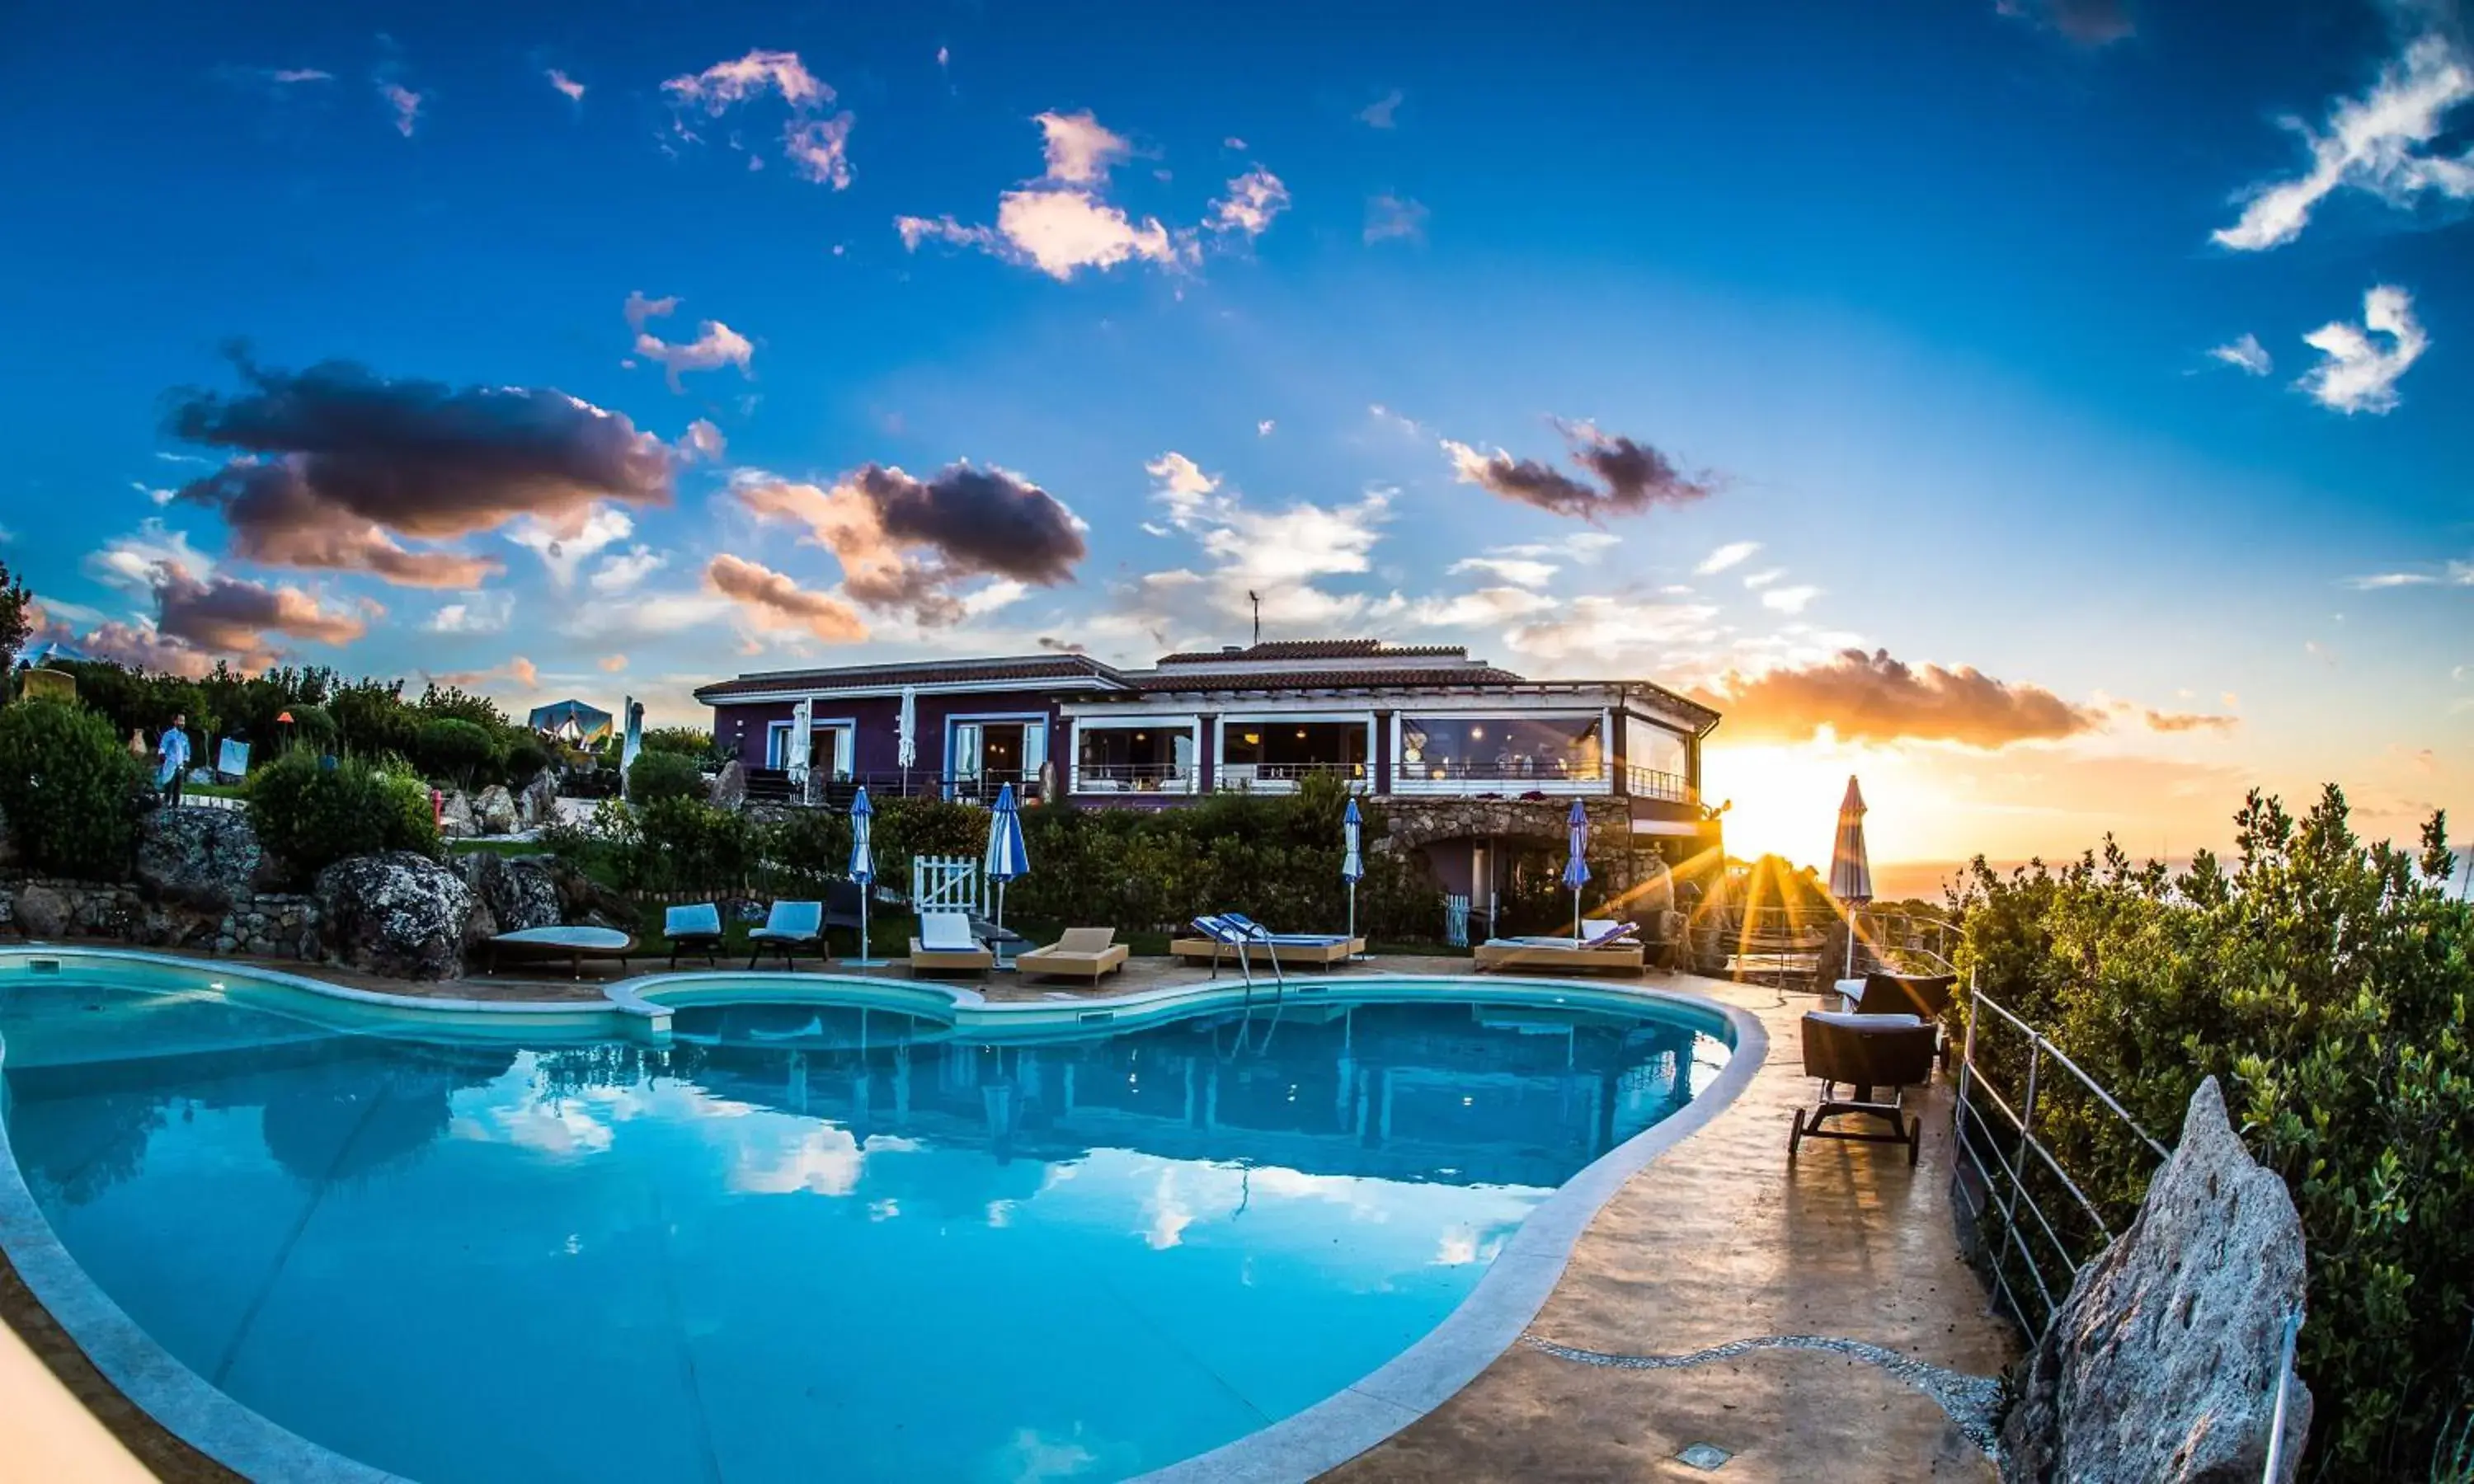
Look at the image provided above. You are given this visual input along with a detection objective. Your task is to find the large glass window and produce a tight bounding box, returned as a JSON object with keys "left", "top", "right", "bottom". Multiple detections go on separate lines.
{"left": 1220, "top": 720, "right": 1368, "bottom": 784}
{"left": 1398, "top": 715, "right": 1603, "bottom": 782}
{"left": 1075, "top": 723, "right": 1196, "bottom": 791}
{"left": 1623, "top": 716, "right": 1691, "bottom": 797}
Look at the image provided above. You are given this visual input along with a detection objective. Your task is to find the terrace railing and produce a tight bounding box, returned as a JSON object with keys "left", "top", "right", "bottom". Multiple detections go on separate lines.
{"left": 1950, "top": 985, "right": 2171, "bottom": 1337}
{"left": 1389, "top": 759, "right": 1615, "bottom": 797}
{"left": 1069, "top": 762, "right": 1197, "bottom": 794}
{"left": 1215, "top": 761, "right": 1371, "bottom": 793}
{"left": 1621, "top": 766, "right": 1694, "bottom": 803}
{"left": 744, "top": 768, "right": 1047, "bottom": 807}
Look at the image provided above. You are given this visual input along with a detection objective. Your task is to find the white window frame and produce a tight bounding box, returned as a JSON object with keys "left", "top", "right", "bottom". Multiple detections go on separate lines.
{"left": 1066, "top": 713, "right": 1204, "bottom": 795}
{"left": 1387, "top": 707, "right": 1613, "bottom": 797}
{"left": 1214, "top": 711, "right": 1377, "bottom": 795}
{"left": 765, "top": 715, "right": 858, "bottom": 775}
{"left": 942, "top": 711, "right": 1050, "bottom": 796}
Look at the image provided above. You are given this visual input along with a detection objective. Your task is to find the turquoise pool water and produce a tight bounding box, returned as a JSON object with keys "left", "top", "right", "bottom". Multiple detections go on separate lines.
{"left": 0, "top": 971, "right": 1725, "bottom": 1483}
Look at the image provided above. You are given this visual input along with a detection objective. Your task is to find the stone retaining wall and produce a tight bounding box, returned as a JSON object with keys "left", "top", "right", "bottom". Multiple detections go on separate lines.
{"left": 0, "top": 874, "right": 320, "bottom": 960}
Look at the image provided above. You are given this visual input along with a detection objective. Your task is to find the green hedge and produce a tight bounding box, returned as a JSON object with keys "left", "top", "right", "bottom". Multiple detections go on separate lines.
{"left": 626, "top": 750, "right": 705, "bottom": 805}
{"left": 541, "top": 776, "right": 1439, "bottom": 939}
{"left": 247, "top": 752, "right": 442, "bottom": 882}
{"left": 0, "top": 698, "right": 148, "bottom": 879}
{"left": 1954, "top": 787, "right": 2474, "bottom": 1478}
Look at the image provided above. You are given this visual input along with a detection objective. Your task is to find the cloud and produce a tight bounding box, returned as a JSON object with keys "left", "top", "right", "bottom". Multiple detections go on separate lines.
{"left": 547, "top": 69, "right": 586, "bottom": 103}
{"left": 2298, "top": 284, "right": 2428, "bottom": 414}
{"left": 1364, "top": 193, "right": 1428, "bottom": 245}
{"left": 1712, "top": 649, "right": 2102, "bottom": 747}
{"left": 1144, "top": 451, "right": 1220, "bottom": 524}
{"left": 680, "top": 418, "right": 727, "bottom": 462}
{"left": 156, "top": 567, "right": 365, "bottom": 655}
{"left": 1442, "top": 419, "right": 1715, "bottom": 521}
{"left": 1256, "top": 419, "right": 1275, "bottom": 437}
{"left": 2208, "top": 333, "right": 2272, "bottom": 375}
{"left": 1998, "top": 0, "right": 2133, "bottom": 46}
{"left": 430, "top": 655, "right": 539, "bottom": 693}
{"left": 662, "top": 49, "right": 855, "bottom": 187}
{"left": 1501, "top": 595, "right": 1724, "bottom": 665}
{"left": 623, "top": 291, "right": 678, "bottom": 332}
{"left": 1037, "top": 635, "right": 1087, "bottom": 653}
{"left": 1123, "top": 456, "right": 1395, "bottom": 633}
{"left": 733, "top": 461, "right": 1089, "bottom": 627}
{"left": 1357, "top": 89, "right": 1404, "bottom": 129}
{"left": 1696, "top": 540, "right": 1761, "bottom": 575}
{"left": 2144, "top": 708, "right": 2240, "bottom": 734}
{"left": 507, "top": 505, "right": 632, "bottom": 588}
{"left": 2345, "top": 558, "right": 2474, "bottom": 589}
{"left": 379, "top": 82, "right": 422, "bottom": 138}
{"left": 1760, "top": 584, "right": 1822, "bottom": 614}
{"left": 1036, "top": 110, "right": 1131, "bottom": 184}
{"left": 424, "top": 593, "right": 512, "bottom": 634}
{"left": 897, "top": 112, "right": 1286, "bottom": 280}
{"left": 271, "top": 68, "right": 332, "bottom": 84}
{"left": 623, "top": 297, "right": 754, "bottom": 391}
{"left": 703, "top": 553, "right": 868, "bottom": 641}
{"left": 1208, "top": 168, "right": 1291, "bottom": 239}
{"left": 599, "top": 654, "right": 628, "bottom": 673}
{"left": 86, "top": 519, "right": 215, "bottom": 594}
{"left": 590, "top": 546, "right": 667, "bottom": 594}
{"left": 1406, "top": 586, "right": 1558, "bottom": 627}
{"left": 27, "top": 607, "right": 218, "bottom": 679}
{"left": 1448, "top": 556, "right": 1559, "bottom": 588}
{"left": 167, "top": 354, "right": 673, "bottom": 587}
{"left": 2213, "top": 33, "right": 2474, "bottom": 252}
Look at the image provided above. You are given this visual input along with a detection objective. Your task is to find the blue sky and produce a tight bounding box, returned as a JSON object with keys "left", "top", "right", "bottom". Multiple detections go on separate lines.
{"left": 2, "top": 0, "right": 2467, "bottom": 868}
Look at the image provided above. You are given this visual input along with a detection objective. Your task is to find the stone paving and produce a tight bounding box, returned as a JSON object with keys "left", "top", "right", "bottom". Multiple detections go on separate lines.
{"left": 0, "top": 949, "right": 2016, "bottom": 1482}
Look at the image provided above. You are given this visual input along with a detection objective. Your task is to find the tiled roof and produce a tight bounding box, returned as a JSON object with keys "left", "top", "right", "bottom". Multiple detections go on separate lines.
{"left": 694, "top": 655, "right": 1123, "bottom": 702}
{"left": 1127, "top": 666, "right": 1530, "bottom": 693}
{"left": 1155, "top": 639, "right": 1470, "bottom": 665}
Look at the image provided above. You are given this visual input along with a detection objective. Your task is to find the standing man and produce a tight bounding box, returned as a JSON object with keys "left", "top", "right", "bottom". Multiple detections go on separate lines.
{"left": 157, "top": 711, "right": 191, "bottom": 807}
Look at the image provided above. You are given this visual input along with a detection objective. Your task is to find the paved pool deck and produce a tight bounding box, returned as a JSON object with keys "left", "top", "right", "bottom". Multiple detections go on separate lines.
{"left": 0, "top": 950, "right": 2016, "bottom": 1482}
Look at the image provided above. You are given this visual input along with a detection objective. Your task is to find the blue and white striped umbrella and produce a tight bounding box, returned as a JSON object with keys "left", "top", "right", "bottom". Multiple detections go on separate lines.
{"left": 985, "top": 783, "right": 1029, "bottom": 947}
{"left": 1563, "top": 799, "right": 1592, "bottom": 942}
{"left": 1342, "top": 797, "right": 1364, "bottom": 952}
{"left": 849, "top": 787, "right": 877, "bottom": 963}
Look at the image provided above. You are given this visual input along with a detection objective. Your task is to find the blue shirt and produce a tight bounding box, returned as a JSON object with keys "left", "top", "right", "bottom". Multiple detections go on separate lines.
{"left": 157, "top": 728, "right": 190, "bottom": 783}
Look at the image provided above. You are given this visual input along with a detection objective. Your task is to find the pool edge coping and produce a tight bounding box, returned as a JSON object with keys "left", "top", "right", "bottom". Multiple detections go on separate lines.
{"left": 0, "top": 945, "right": 1762, "bottom": 1484}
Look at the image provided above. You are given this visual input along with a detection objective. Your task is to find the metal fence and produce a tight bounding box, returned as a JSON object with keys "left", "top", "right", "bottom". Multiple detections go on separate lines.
{"left": 1950, "top": 987, "right": 2171, "bottom": 1336}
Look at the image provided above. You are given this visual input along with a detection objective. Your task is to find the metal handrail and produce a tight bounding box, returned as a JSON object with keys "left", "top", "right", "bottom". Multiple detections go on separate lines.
{"left": 2263, "top": 1308, "right": 2302, "bottom": 1483}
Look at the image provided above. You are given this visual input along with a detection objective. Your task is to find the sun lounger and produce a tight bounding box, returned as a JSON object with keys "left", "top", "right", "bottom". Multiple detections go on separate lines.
{"left": 746, "top": 900, "right": 826, "bottom": 970}
{"left": 909, "top": 910, "right": 994, "bottom": 976}
{"left": 1787, "top": 1009, "right": 1937, "bottom": 1166}
{"left": 1473, "top": 919, "right": 1645, "bottom": 974}
{"left": 1015, "top": 927, "right": 1130, "bottom": 982}
{"left": 486, "top": 925, "right": 636, "bottom": 979}
{"left": 1170, "top": 913, "right": 1363, "bottom": 973}
{"left": 665, "top": 903, "right": 724, "bottom": 968}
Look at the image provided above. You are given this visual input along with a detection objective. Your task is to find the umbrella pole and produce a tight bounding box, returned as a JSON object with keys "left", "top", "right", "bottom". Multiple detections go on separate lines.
{"left": 1573, "top": 885, "right": 1583, "bottom": 945}
{"left": 860, "top": 890, "right": 869, "bottom": 965}
{"left": 1348, "top": 881, "right": 1357, "bottom": 956}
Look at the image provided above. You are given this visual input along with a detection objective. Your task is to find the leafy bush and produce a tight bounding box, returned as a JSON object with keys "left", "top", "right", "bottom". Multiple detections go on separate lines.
{"left": 414, "top": 717, "right": 500, "bottom": 788}
{"left": 503, "top": 734, "right": 551, "bottom": 784}
{"left": 281, "top": 703, "right": 338, "bottom": 754}
{"left": 247, "top": 752, "right": 441, "bottom": 881}
{"left": 642, "top": 726, "right": 718, "bottom": 761}
{"left": 1954, "top": 787, "right": 2474, "bottom": 1478}
{"left": 636, "top": 798, "right": 755, "bottom": 892}
{"left": 0, "top": 699, "right": 147, "bottom": 878}
{"left": 628, "top": 749, "right": 706, "bottom": 805}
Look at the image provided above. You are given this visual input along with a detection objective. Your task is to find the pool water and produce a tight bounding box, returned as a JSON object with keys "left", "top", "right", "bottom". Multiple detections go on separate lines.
{"left": 1, "top": 976, "right": 1724, "bottom": 1483}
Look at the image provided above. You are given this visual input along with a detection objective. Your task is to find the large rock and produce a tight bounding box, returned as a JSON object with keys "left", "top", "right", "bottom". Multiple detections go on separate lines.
{"left": 12, "top": 884, "right": 69, "bottom": 939}
{"left": 2000, "top": 1077, "right": 2310, "bottom": 1483}
{"left": 708, "top": 759, "right": 745, "bottom": 809}
{"left": 437, "top": 791, "right": 478, "bottom": 840}
{"left": 314, "top": 852, "right": 477, "bottom": 980}
{"left": 472, "top": 786, "right": 520, "bottom": 836}
{"left": 459, "top": 851, "right": 563, "bottom": 932}
{"left": 516, "top": 771, "right": 561, "bottom": 829}
{"left": 134, "top": 807, "right": 264, "bottom": 912}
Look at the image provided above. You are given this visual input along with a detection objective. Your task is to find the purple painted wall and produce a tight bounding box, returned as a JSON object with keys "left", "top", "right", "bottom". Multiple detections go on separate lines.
{"left": 712, "top": 689, "right": 1074, "bottom": 779}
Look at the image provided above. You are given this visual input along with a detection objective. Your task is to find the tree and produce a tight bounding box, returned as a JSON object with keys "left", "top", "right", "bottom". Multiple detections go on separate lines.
{"left": 0, "top": 559, "right": 30, "bottom": 679}
{"left": 0, "top": 699, "right": 147, "bottom": 878}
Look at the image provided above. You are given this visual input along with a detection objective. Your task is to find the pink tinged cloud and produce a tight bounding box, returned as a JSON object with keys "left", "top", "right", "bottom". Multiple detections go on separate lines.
{"left": 703, "top": 553, "right": 869, "bottom": 641}
{"left": 1710, "top": 649, "right": 2101, "bottom": 748}
{"left": 661, "top": 49, "right": 854, "bottom": 188}
{"left": 548, "top": 69, "right": 586, "bottom": 102}
{"left": 1035, "top": 110, "right": 1131, "bottom": 185}
{"left": 633, "top": 314, "right": 755, "bottom": 392}
{"left": 380, "top": 82, "right": 422, "bottom": 137}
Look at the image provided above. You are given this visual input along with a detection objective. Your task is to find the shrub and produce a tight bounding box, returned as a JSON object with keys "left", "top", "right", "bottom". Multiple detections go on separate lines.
{"left": 280, "top": 703, "right": 338, "bottom": 754}
{"left": 642, "top": 726, "right": 717, "bottom": 761}
{"left": 414, "top": 717, "right": 501, "bottom": 789}
{"left": 1954, "top": 787, "right": 2474, "bottom": 1478}
{"left": 635, "top": 798, "right": 755, "bottom": 892}
{"left": 627, "top": 749, "right": 705, "bottom": 805}
{"left": 247, "top": 752, "right": 441, "bottom": 881}
{"left": 503, "top": 734, "right": 551, "bottom": 784}
{"left": 0, "top": 699, "right": 147, "bottom": 878}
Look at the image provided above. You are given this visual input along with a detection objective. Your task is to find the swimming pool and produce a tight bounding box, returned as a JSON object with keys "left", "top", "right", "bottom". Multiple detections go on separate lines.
{"left": 0, "top": 955, "right": 1744, "bottom": 1483}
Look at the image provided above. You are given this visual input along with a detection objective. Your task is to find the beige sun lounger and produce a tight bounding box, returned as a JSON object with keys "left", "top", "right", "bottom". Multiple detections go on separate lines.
{"left": 1168, "top": 934, "right": 1366, "bottom": 968}
{"left": 1015, "top": 927, "right": 1131, "bottom": 982}
{"left": 910, "top": 910, "right": 995, "bottom": 976}
{"left": 1474, "top": 920, "right": 1646, "bottom": 975}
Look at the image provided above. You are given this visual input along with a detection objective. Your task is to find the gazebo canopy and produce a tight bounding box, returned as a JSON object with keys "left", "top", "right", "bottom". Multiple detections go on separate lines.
{"left": 527, "top": 699, "right": 614, "bottom": 745}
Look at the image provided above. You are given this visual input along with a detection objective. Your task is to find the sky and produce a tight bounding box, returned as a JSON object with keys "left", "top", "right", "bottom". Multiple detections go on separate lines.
{"left": 2, "top": 0, "right": 2469, "bottom": 879}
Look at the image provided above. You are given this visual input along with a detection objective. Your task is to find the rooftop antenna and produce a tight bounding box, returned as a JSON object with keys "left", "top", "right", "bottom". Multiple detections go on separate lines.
{"left": 1248, "top": 589, "right": 1262, "bottom": 647}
